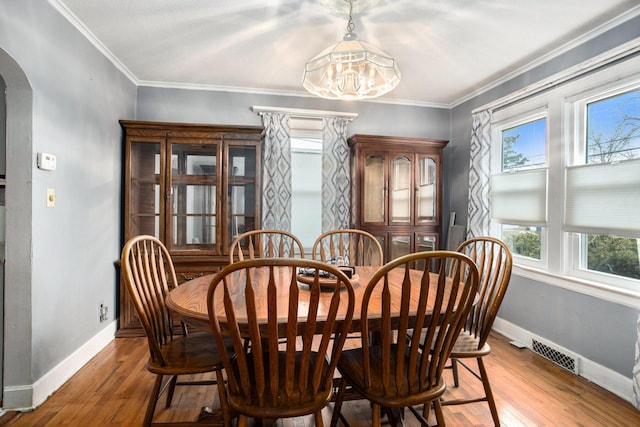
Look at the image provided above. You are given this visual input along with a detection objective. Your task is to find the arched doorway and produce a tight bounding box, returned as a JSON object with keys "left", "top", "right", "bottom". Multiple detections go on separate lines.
{"left": 0, "top": 47, "right": 34, "bottom": 409}
{"left": 0, "top": 73, "right": 4, "bottom": 406}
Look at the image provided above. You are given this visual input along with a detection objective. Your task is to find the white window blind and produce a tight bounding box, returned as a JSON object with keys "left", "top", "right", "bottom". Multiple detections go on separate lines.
{"left": 565, "top": 159, "right": 640, "bottom": 238}
{"left": 490, "top": 168, "right": 547, "bottom": 225}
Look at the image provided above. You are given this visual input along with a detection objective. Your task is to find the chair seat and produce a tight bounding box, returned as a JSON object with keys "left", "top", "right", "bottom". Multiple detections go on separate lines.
{"left": 449, "top": 331, "right": 491, "bottom": 358}
{"left": 147, "top": 332, "right": 230, "bottom": 375}
{"left": 337, "top": 345, "right": 446, "bottom": 408}
{"left": 226, "top": 350, "right": 333, "bottom": 419}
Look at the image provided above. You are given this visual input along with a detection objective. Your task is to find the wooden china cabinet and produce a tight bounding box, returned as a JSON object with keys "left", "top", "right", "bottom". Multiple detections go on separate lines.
{"left": 117, "top": 120, "right": 263, "bottom": 336}
{"left": 349, "top": 134, "right": 448, "bottom": 263}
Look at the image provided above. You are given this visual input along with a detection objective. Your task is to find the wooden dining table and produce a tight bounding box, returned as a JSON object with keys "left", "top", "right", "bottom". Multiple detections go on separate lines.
{"left": 166, "top": 265, "right": 453, "bottom": 335}
{"left": 165, "top": 263, "right": 465, "bottom": 426}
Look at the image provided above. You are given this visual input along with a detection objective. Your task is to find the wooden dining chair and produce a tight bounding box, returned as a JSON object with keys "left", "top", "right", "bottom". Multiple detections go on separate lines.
{"left": 206, "top": 258, "right": 355, "bottom": 426}
{"left": 229, "top": 229, "right": 305, "bottom": 263}
{"left": 439, "top": 236, "right": 513, "bottom": 426}
{"left": 312, "top": 229, "right": 383, "bottom": 266}
{"left": 330, "top": 251, "right": 479, "bottom": 427}
{"left": 121, "top": 235, "right": 233, "bottom": 426}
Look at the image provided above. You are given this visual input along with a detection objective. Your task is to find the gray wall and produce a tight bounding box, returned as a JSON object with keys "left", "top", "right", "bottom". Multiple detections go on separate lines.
{"left": 135, "top": 86, "right": 451, "bottom": 139}
{"left": 0, "top": 0, "right": 638, "bottom": 410}
{"left": 0, "top": 0, "right": 136, "bottom": 407}
{"left": 449, "top": 15, "right": 640, "bottom": 377}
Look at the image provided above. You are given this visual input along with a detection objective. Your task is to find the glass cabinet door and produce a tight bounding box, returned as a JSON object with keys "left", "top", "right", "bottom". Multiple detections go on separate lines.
{"left": 128, "top": 140, "right": 163, "bottom": 239}
{"left": 227, "top": 144, "right": 258, "bottom": 246}
{"left": 416, "top": 156, "right": 437, "bottom": 224}
{"left": 390, "top": 155, "right": 412, "bottom": 224}
{"left": 415, "top": 233, "right": 439, "bottom": 270}
{"left": 363, "top": 154, "right": 385, "bottom": 223}
{"left": 168, "top": 142, "right": 218, "bottom": 252}
{"left": 416, "top": 234, "right": 437, "bottom": 252}
{"left": 390, "top": 233, "right": 412, "bottom": 261}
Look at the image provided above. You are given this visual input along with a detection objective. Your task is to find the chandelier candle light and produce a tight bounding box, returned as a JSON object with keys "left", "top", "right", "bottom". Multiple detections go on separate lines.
{"left": 302, "top": 0, "right": 400, "bottom": 100}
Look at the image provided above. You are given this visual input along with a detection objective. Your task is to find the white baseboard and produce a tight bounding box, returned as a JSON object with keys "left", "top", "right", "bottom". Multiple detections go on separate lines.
{"left": 492, "top": 317, "right": 633, "bottom": 404}
{"left": 3, "top": 321, "right": 117, "bottom": 410}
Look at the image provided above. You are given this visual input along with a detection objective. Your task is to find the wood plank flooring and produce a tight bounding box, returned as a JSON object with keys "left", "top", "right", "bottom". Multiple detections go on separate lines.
{"left": 2, "top": 332, "right": 639, "bottom": 426}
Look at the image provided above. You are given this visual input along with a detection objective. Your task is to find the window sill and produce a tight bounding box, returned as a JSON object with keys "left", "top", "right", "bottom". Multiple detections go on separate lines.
{"left": 512, "top": 264, "right": 640, "bottom": 309}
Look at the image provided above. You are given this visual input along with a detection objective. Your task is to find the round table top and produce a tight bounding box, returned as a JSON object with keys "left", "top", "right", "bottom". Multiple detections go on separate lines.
{"left": 166, "top": 265, "right": 448, "bottom": 333}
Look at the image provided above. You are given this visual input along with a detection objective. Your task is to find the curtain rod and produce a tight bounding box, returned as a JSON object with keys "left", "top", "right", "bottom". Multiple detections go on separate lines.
{"left": 473, "top": 36, "right": 640, "bottom": 114}
{"left": 251, "top": 105, "right": 358, "bottom": 120}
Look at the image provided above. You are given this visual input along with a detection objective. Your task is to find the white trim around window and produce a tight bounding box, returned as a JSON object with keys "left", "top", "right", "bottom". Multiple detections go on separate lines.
{"left": 485, "top": 50, "right": 640, "bottom": 308}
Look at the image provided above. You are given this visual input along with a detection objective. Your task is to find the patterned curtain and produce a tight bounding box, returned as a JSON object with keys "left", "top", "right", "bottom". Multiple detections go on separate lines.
{"left": 467, "top": 110, "right": 492, "bottom": 238}
{"left": 260, "top": 112, "right": 292, "bottom": 230}
{"left": 321, "top": 117, "right": 351, "bottom": 232}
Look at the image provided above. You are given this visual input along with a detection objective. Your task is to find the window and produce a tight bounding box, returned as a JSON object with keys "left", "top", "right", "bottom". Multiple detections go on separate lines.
{"left": 571, "top": 89, "right": 640, "bottom": 282}
{"left": 290, "top": 118, "right": 323, "bottom": 252}
{"left": 585, "top": 90, "right": 640, "bottom": 163}
{"left": 487, "top": 53, "right": 640, "bottom": 304}
{"left": 502, "top": 118, "right": 547, "bottom": 170}
{"left": 491, "top": 114, "right": 547, "bottom": 264}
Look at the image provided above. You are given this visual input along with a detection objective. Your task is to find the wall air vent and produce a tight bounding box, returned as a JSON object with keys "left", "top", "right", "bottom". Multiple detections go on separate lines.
{"left": 531, "top": 338, "right": 579, "bottom": 374}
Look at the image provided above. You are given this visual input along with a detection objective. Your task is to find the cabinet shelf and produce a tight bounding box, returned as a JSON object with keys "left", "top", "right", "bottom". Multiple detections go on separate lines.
{"left": 170, "top": 175, "right": 218, "bottom": 185}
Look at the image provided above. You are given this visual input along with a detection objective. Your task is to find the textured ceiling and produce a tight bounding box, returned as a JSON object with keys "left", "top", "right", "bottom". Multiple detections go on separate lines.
{"left": 54, "top": 0, "right": 640, "bottom": 107}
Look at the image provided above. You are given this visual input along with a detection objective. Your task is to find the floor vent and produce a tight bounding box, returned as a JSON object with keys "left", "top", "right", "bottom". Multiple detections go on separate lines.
{"left": 531, "top": 339, "right": 579, "bottom": 373}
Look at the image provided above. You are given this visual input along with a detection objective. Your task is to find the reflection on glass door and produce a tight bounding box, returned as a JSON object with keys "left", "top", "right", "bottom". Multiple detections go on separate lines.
{"left": 390, "top": 155, "right": 411, "bottom": 223}
{"left": 416, "top": 156, "right": 436, "bottom": 223}
{"left": 129, "top": 141, "right": 162, "bottom": 238}
{"left": 227, "top": 144, "right": 257, "bottom": 246}
{"left": 390, "top": 233, "right": 412, "bottom": 260}
{"left": 363, "top": 154, "right": 385, "bottom": 223}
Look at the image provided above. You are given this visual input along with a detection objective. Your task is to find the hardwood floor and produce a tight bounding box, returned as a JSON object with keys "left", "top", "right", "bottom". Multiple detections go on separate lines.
{"left": 2, "top": 332, "right": 639, "bottom": 426}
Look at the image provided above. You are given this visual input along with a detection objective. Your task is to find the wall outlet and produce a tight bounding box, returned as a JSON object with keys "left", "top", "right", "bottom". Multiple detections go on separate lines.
{"left": 99, "top": 304, "right": 108, "bottom": 322}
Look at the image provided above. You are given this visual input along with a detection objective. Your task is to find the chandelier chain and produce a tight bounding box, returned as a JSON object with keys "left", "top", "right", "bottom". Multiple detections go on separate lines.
{"left": 345, "top": 0, "right": 355, "bottom": 33}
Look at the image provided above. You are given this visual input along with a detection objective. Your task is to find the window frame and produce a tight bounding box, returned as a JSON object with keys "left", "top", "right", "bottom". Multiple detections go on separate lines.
{"left": 486, "top": 53, "right": 640, "bottom": 308}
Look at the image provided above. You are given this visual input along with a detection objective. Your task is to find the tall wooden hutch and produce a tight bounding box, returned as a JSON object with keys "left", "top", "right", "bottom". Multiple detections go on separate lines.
{"left": 349, "top": 134, "right": 448, "bottom": 263}
{"left": 118, "top": 120, "right": 263, "bottom": 336}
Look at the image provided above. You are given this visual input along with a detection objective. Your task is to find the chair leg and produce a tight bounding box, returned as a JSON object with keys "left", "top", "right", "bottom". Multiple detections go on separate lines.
{"left": 433, "top": 399, "right": 446, "bottom": 427}
{"left": 408, "top": 403, "right": 432, "bottom": 427}
{"left": 165, "top": 374, "right": 178, "bottom": 408}
{"left": 477, "top": 357, "right": 500, "bottom": 426}
{"left": 237, "top": 415, "right": 249, "bottom": 427}
{"left": 330, "top": 378, "right": 348, "bottom": 427}
{"left": 372, "top": 403, "right": 381, "bottom": 427}
{"left": 215, "top": 369, "right": 233, "bottom": 427}
{"left": 180, "top": 320, "right": 189, "bottom": 336}
{"left": 144, "top": 374, "right": 163, "bottom": 427}
{"left": 315, "top": 410, "right": 325, "bottom": 427}
{"left": 451, "top": 358, "right": 459, "bottom": 387}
